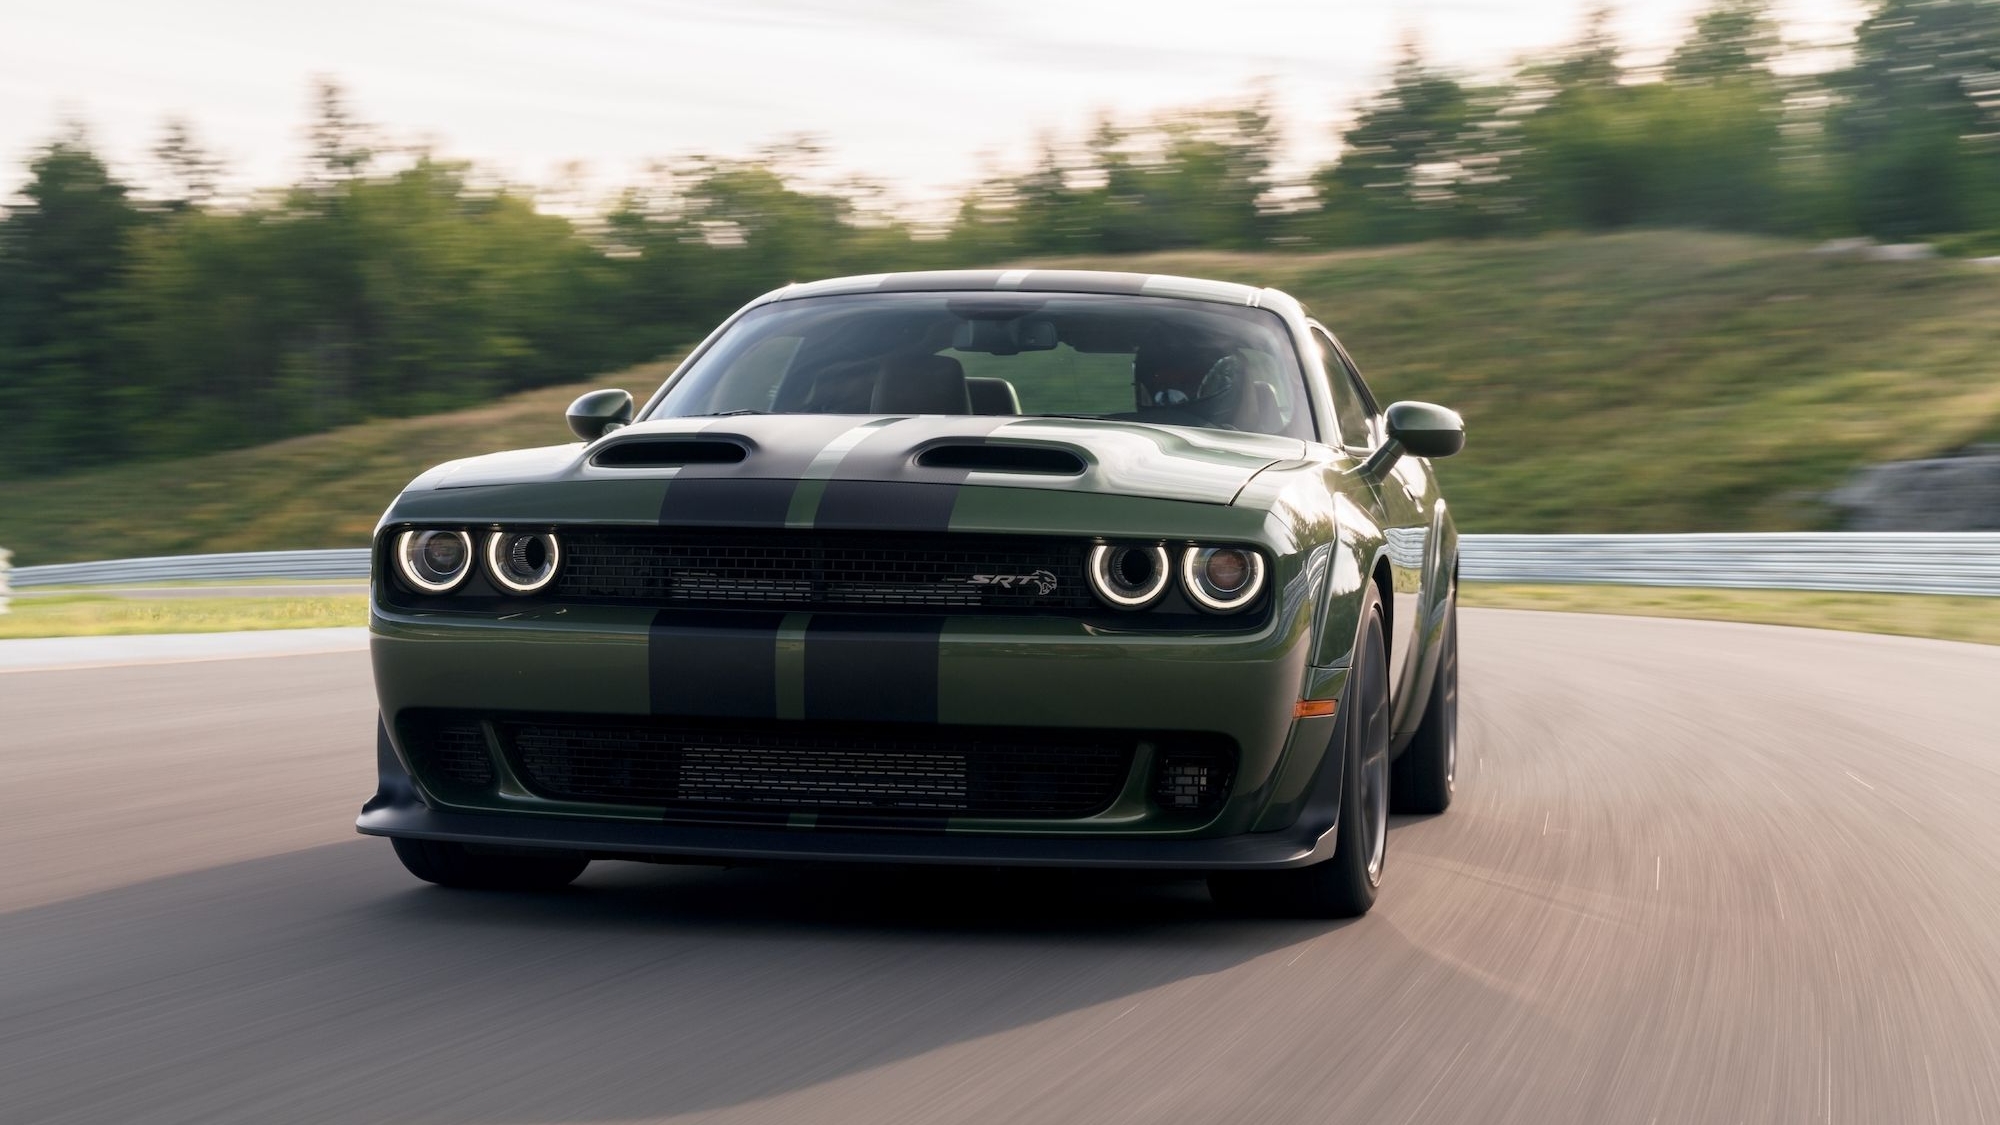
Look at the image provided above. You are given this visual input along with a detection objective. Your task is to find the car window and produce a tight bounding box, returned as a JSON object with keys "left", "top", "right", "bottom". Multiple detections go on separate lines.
{"left": 947, "top": 344, "right": 1133, "bottom": 415}
{"left": 1311, "top": 328, "right": 1376, "bottom": 450}
{"left": 651, "top": 292, "right": 1315, "bottom": 440}
{"left": 704, "top": 335, "right": 801, "bottom": 414}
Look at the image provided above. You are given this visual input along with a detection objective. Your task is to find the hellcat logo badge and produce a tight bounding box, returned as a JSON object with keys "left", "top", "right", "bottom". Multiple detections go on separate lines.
{"left": 968, "top": 569, "right": 1059, "bottom": 596}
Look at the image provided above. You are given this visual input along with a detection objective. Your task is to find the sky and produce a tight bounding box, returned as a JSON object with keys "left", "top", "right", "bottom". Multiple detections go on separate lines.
{"left": 0, "top": 0, "right": 1869, "bottom": 212}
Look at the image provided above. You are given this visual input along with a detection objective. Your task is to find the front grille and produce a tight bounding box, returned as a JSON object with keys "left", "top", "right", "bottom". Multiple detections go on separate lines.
{"left": 555, "top": 529, "right": 1093, "bottom": 614}
{"left": 501, "top": 717, "right": 1136, "bottom": 819}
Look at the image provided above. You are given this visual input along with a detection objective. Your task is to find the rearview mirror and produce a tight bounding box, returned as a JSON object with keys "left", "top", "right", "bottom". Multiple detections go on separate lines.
{"left": 567, "top": 388, "right": 633, "bottom": 441}
{"left": 1384, "top": 400, "right": 1464, "bottom": 460}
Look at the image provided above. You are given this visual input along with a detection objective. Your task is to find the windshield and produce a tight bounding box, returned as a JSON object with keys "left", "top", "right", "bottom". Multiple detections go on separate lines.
{"left": 650, "top": 292, "right": 1315, "bottom": 440}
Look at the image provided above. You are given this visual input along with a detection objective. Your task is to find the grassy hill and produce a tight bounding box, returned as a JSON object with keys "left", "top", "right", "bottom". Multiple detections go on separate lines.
{"left": 5, "top": 232, "right": 2000, "bottom": 566}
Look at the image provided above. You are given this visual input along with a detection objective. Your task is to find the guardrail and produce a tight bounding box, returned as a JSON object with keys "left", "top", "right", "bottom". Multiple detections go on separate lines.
{"left": 11, "top": 549, "right": 370, "bottom": 589}
{"left": 7, "top": 534, "right": 1999, "bottom": 597}
{"left": 1459, "top": 533, "right": 2000, "bottom": 597}
{"left": 1, "top": 546, "right": 11, "bottom": 615}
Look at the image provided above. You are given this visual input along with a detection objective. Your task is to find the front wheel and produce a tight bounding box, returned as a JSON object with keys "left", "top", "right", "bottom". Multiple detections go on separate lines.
{"left": 1391, "top": 595, "right": 1457, "bottom": 815}
{"left": 1210, "top": 587, "right": 1390, "bottom": 919}
{"left": 391, "top": 837, "right": 589, "bottom": 891}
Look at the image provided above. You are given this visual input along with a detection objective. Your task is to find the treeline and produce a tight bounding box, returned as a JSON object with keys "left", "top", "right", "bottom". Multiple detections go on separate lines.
{"left": 3, "top": 0, "right": 1997, "bottom": 477}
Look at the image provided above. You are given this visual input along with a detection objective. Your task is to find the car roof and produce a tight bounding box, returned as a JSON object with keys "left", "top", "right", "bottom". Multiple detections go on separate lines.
{"left": 749, "top": 269, "right": 1307, "bottom": 321}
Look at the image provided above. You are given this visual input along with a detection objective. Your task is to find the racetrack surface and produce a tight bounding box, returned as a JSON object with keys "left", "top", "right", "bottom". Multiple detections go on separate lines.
{"left": 4, "top": 610, "right": 1998, "bottom": 1124}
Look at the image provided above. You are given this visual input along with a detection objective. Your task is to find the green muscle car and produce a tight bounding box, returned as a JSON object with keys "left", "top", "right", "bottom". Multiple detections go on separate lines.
{"left": 359, "top": 269, "right": 1464, "bottom": 917}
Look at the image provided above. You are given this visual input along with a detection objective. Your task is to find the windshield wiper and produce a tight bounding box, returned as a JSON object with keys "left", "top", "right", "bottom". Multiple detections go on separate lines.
{"left": 688, "top": 409, "right": 767, "bottom": 417}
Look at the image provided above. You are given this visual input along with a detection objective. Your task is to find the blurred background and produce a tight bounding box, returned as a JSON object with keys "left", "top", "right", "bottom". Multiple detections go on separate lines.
{"left": 2, "top": 0, "right": 1997, "bottom": 572}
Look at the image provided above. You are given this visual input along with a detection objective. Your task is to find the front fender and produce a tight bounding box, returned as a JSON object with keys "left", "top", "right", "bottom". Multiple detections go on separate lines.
{"left": 1310, "top": 492, "right": 1389, "bottom": 671}
{"left": 1392, "top": 499, "right": 1460, "bottom": 744}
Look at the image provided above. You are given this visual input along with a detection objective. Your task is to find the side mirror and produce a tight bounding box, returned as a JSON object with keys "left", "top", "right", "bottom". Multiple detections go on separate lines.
{"left": 566, "top": 388, "right": 633, "bottom": 441}
{"left": 1384, "top": 400, "right": 1464, "bottom": 460}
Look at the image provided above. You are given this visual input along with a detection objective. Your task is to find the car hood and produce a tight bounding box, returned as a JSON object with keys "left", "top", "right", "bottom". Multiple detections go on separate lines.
{"left": 407, "top": 414, "right": 1305, "bottom": 507}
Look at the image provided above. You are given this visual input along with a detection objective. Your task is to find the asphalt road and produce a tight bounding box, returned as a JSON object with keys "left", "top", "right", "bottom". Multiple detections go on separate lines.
{"left": 4, "top": 610, "right": 1998, "bottom": 1124}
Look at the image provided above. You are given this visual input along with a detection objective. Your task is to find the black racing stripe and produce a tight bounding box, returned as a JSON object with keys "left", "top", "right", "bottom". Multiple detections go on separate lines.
{"left": 655, "top": 478, "right": 798, "bottom": 526}
{"left": 813, "top": 416, "right": 1014, "bottom": 532}
{"left": 711, "top": 414, "right": 873, "bottom": 477}
{"left": 821, "top": 416, "right": 1015, "bottom": 480}
{"left": 657, "top": 414, "right": 868, "bottom": 526}
{"left": 813, "top": 480, "right": 964, "bottom": 532}
{"left": 649, "top": 609, "right": 784, "bottom": 718}
{"left": 802, "top": 615, "right": 946, "bottom": 724}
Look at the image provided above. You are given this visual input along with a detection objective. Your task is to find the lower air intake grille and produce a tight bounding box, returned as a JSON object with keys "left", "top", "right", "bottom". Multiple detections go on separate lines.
{"left": 1153, "top": 750, "right": 1235, "bottom": 814}
{"left": 502, "top": 718, "right": 1136, "bottom": 819}
{"left": 408, "top": 722, "right": 494, "bottom": 788}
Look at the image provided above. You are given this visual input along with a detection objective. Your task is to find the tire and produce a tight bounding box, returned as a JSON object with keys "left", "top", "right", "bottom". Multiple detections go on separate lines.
{"left": 390, "top": 837, "right": 589, "bottom": 891}
{"left": 1391, "top": 595, "right": 1457, "bottom": 815}
{"left": 1210, "top": 586, "right": 1391, "bottom": 919}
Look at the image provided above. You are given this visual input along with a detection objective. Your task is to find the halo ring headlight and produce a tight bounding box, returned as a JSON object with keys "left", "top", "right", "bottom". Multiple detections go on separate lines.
{"left": 485, "top": 530, "right": 562, "bottom": 595}
{"left": 394, "top": 529, "right": 474, "bottom": 594}
{"left": 1181, "top": 546, "right": 1267, "bottom": 613}
{"left": 1089, "top": 544, "right": 1171, "bottom": 610}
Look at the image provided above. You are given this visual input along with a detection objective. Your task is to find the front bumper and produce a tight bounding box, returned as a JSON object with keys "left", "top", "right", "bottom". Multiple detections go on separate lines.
{"left": 358, "top": 719, "right": 1346, "bottom": 870}
{"left": 355, "top": 803, "right": 1340, "bottom": 870}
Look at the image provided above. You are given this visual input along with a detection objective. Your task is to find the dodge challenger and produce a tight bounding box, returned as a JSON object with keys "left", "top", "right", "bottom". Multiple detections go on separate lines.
{"left": 359, "top": 269, "right": 1464, "bottom": 917}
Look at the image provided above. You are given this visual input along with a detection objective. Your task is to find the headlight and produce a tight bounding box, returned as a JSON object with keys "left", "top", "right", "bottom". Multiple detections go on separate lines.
{"left": 394, "top": 529, "right": 474, "bottom": 594}
{"left": 1088, "top": 543, "right": 1170, "bottom": 609}
{"left": 485, "top": 530, "right": 561, "bottom": 594}
{"left": 1181, "top": 546, "right": 1266, "bottom": 613}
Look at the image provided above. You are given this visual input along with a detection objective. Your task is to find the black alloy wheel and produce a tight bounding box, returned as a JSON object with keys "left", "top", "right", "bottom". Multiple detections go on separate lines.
{"left": 1211, "top": 585, "right": 1391, "bottom": 918}
{"left": 1391, "top": 596, "right": 1457, "bottom": 815}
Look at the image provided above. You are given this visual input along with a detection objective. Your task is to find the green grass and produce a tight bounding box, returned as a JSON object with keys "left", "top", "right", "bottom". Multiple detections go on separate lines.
{"left": 5, "top": 231, "right": 2000, "bottom": 566}
{"left": 0, "top": 593, "right": 369, "bottom": 639}
{"left": 1461, "top": 584, "right": 2000, "bottom": 646}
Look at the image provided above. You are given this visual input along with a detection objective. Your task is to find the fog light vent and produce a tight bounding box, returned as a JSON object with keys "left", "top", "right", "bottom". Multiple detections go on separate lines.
{"left": 1154, "top": 752, "right": 1232, "bottom": 813}
{"left": 432, "top": 725, "right": 494, "bottom": 786}
{"left": 405, "top": 721, "right": 494, "bottom": 791}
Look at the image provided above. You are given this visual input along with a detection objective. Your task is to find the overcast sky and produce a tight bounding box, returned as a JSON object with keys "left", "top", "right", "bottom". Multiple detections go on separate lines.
{"left": 1, "top": 0, "right": 1868, "bottom": 209}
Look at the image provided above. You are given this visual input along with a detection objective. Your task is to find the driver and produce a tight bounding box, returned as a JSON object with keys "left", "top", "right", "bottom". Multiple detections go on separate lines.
{"left": 1134, "top": 338, "right": 1233, "bottom": 409}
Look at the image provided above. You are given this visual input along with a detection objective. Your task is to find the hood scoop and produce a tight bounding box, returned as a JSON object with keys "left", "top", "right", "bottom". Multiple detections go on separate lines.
{"left": 915, "top": 442, "right": 1086, "bottom": 476}
{"left": 592, "top": 438, "right": 749, "bottom": 468}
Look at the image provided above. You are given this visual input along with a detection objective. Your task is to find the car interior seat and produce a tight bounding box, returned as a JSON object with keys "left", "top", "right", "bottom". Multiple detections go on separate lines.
{"left": 871, "top": 353, "right": 972, "bottom": 414}
{"left": 1235, "top": 350, "right": 1288, "bottom": 435}
{"left": 966, "top": 377, "right": 1022, "bottom": 415}
{"left": 1246, "top": 381, "right": 1284, "bottom": 434}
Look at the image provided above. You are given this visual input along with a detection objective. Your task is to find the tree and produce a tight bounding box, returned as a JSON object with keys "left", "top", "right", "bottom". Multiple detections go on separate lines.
{"left": 1315, "top": 34, "right": 1481, "bottom": 244}
{"left": 0, "top": 128, "right": 148, "bottom": 472}
{"left": 151, "top": 117, "right": 221, "bottom": 211}
{"left": 1551, "top": 3, "right": 1625, "bottom": 93}
{"left": 1667, "top": 0, "right": 1782, "bottom": 84}
{"left": 1830, "top": 0, "right": 2000, "bottom": 237}
{"left": 306, "top": 77, "right": 373, "bottom": 187}
{"left": 952, "top": 95, "right": 1283, "bottom": 255}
